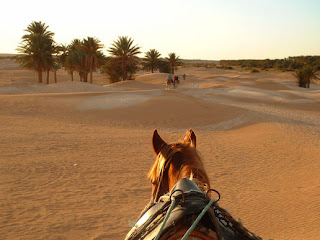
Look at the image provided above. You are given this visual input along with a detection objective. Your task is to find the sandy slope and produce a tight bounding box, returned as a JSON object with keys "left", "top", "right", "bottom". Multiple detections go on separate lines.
{"left": 0, "top": 64, "right": 319, "bottom": 240}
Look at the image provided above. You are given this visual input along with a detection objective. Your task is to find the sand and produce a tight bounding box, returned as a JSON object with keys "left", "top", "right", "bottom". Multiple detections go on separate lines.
{"left": 0, "top": 60, "right": 319, "bottom": 240}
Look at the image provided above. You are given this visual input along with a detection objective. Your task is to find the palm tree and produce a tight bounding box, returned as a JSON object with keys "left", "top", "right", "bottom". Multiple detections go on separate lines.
{"left": 16, "top": 21, "right": 55, "bottom": 84}
{"left": 57, "top": 44, "right": 68, "bottom": 67}
{"left": 64, "top": 40, "right": 80, "bottom": 81}
{"left": 78, "top": 37, "right": 104, "bottom": 83}
{"left": 64, "top": 39, "right": 88, "bottom": 82}
{"left": 144, "top": 49, "right": 161, "bottom": 73}
{"left": 74, "top": 49, "right": 88, "bottom": 82}
{"left": 166, "top": 53, "right": 180, "bottom": 74}
{"left": 108, "top": 36, "right": 141, "bottom": 80}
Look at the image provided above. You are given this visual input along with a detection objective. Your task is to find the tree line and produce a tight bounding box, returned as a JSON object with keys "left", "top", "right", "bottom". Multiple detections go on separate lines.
{"left": 16, "top": 21, "right": 180, "bottom": 84}
{"left": 219, "top": 56, "right": 320, "bottom": 71}
{"left": 219, "top": 57, "right": 320, "bottom": 88}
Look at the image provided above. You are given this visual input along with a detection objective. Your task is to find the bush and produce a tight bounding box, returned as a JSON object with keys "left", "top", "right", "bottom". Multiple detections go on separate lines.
{"left": 294, "top": 65, "right": 319, "bottom": 88}
{"left": 216, "top": 65, "right": 233, "bottom": 70}
{"left": 158, "top": 60, "right": 170, "bottom": 73}
{"left": 206, "top": 63, "right": 216, "bottom": 68}
{"left": 101, "top": 57, "right": 139, "bottom": 83}
{"left": 101, "top": 58, "right": 122, "bottom": 83}
{"left": 251, "top": 68, "right": 260, "bottom": 73}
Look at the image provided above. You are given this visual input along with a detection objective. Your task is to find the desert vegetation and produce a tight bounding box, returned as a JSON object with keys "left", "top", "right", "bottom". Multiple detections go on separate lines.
{"left": 142, "top": 51, "right": 180, "bottom": 74}
{"left": 220, "top": 56, "right": 320, "bottom": 88}
{"left": 166, "top": 53, "right": 180, "bottom": 74}
{"left": 143, "top": 49, "right": 161, "bottom": 73}
{"left": 219, "top": 56, "right": 320, "bottom": 71}
{"left": 16, "top": 21, "right": 182, "bottom": 84}
{"left": 294, "top": 65, "right": 319, "bottom": 88}
{"left": 105, "top": 36, "right": 141, "bottom": 82}
{"left": 58, "top": 38, "right": 105, "bottom": 83}
{"left": 16, "top": 21, "right": 56, "bottom": 84}
{"left": 250, "top": 68, "right": 260, "bottom": 73}
{"left": 14, "top": 21, "right": 320, "bottom": 88}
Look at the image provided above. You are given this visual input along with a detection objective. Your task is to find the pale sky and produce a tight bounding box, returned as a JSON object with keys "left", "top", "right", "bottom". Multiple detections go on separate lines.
{"left": 0, "top": 0, "right": 319, "bottom": 60}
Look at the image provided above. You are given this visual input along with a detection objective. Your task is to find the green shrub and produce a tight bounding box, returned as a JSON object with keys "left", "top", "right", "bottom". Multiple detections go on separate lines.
{"left": 294, "top": 65, "right": 319, "bottom": 88}
{"left": 251, "top": 68, "right": 260, "bottom": 73}
{"left": 158, "top": 60, "right": 170, "bottom": 73}
{"left": 216, "top": 65, "right": 233, "bottom": 70}
{"left": 101, "top": 58, "right": 122, "bottom": 83}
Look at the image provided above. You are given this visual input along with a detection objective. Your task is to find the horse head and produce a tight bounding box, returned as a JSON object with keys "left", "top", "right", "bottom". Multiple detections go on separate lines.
{"left": 148, "top": 129, "right": 211, "bottom": 202}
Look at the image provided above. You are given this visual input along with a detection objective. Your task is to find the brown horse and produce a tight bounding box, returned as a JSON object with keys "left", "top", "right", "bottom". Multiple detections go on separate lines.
{"left": 126, "top": 129, "right": 261, "bottom": 240}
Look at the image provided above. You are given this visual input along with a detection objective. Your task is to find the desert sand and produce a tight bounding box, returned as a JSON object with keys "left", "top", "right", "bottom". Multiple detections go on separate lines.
{"left": 0, "top": 59, "right": 319, "bottom": 240}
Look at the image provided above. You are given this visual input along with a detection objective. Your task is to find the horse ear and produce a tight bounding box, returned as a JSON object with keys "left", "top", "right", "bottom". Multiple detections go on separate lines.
{"left": 152, "top": 129, "right": 167, "bottom": 156}
{"left": 184, "top": 129, "right": 197, "bottom": 148}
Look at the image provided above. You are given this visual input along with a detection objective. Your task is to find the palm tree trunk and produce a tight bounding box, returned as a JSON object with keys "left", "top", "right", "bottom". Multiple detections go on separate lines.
{"left": 46, "top": 70, "right": 50, "bottom": 84}
{"left": 54, "top": 71, "right": 57, "bottom": 83}
{"left": 71, "top": 70, "right": 74, "bottom": 81}
{"left": 122, "top": 60, "right": 126, "bottom": 81}
{"left": 79, "top": 72, "right": 83, "bottom": 82}
{"left": 90, "top": 69, "right": 93, "bottom": 83}
{"left": 303, "top": 77, "right": 307, "bottom": 88}
{"left": 83, "top": 72, "right": 88, "bottom": 82}
{"left": 38, "top": 71, "right": 42, "bottom": 83}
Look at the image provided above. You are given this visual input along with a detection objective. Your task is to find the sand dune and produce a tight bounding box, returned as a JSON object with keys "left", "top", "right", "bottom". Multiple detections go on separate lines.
{"left": 0, "top": 65, "right": 319, "bottom": 240}
{"left": 0, "top": 82, "right": 116, "bottom": 95}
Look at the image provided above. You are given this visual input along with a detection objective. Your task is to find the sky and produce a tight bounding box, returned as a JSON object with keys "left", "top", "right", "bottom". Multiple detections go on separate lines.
{"left": 0, "top": 0, "right": 319, "bottom": 60}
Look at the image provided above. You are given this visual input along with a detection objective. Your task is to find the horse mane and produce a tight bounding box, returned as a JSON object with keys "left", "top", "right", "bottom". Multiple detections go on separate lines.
{"left": 148, "top": 135, "right": 211, "bottom": 192}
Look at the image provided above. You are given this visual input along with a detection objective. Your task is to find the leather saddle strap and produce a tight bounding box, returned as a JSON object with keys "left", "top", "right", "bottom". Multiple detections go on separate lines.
{"left": 167, "top": 227, "right": 218, "bottom": 240}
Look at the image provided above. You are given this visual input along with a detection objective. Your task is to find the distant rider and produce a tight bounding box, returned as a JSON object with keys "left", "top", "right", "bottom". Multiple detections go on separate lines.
{"left": 167, "top": 74, "right": 173, "bottom": 89}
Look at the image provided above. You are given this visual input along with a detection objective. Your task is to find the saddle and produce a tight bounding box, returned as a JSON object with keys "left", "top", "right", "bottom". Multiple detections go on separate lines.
{"left": 125, "top": 178, "right": 261, "bottom": 240}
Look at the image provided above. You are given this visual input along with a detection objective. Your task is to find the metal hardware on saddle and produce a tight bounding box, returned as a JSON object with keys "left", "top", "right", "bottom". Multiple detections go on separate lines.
{"left": 125, "top": 178, "right": 215, "bottom": 240}
{"left": 171, "top": 178, "right": 204, "bottom": 195}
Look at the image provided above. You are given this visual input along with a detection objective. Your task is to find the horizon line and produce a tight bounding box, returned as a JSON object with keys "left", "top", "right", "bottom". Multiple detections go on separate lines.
{"left": 1, "top": 53, "right": 320, "bottom": 62}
